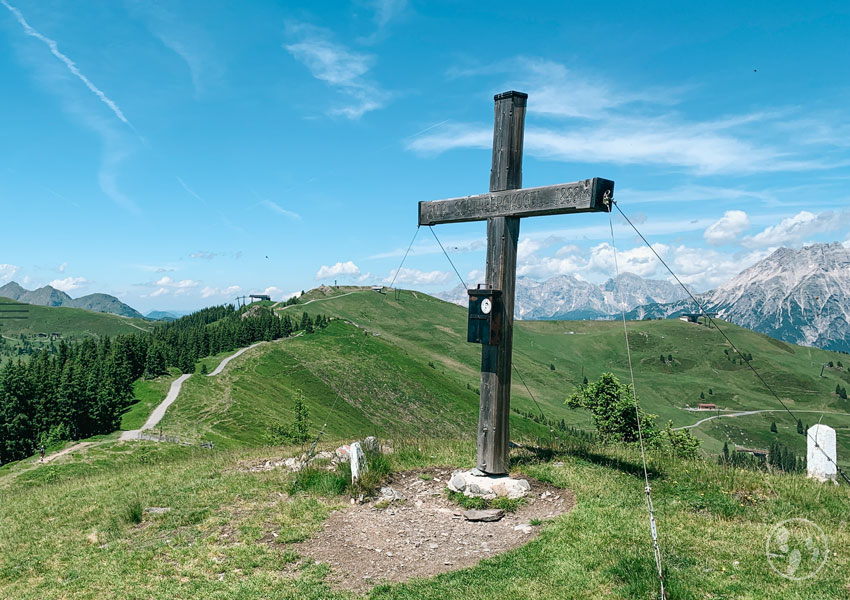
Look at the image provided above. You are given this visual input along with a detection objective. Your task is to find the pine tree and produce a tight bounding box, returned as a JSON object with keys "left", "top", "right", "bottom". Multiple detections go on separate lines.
{"left": 289, "top": 391, "right": 310, "bottom": 444}
{"left": 770, "top": 421, "right": 777, "bottom": 433}
{"left": 797, "top": 419, "right": 804, "bottom": 434}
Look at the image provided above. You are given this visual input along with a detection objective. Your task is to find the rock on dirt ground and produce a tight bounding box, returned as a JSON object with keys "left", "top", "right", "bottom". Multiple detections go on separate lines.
{"left": 289, "top": 467, "right": 575, "bottom": 593}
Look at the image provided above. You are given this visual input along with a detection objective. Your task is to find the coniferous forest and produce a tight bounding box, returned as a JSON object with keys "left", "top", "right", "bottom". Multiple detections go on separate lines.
{"left": 0, "top": 305, "right": 327, "bottom": 464}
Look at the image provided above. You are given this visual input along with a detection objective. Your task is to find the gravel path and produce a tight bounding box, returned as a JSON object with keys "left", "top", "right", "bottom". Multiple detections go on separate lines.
{"left": 121, "top": 343, "right": 265, "bottom": 441}
{"left": 292, "top": 467, "right": 575, "bottom": 593}
{"left": 42, "top": 441, "right": 94, "bottom": 463}
{"left": 675, "top": 409, "right": 850, "bottom": 430}
{"left": 208, "top": 342, "right": 264, "bottom": 376}
{"left": 276, "top": 290, "right": 360, "bottom": 311}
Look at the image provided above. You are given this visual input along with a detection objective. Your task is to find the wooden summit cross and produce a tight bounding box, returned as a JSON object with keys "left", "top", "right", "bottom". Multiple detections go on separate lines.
{"left": 418, "top": 91, "right": 614, "bottom": 475}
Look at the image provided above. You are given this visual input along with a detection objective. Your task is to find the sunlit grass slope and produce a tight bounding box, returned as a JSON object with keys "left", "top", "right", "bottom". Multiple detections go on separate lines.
{"left": 0, "top": 297, "right": 155, "bottom": 360}
{"left": 0, "top": 437, "right": 847, "bottom": 599}
{"left": 271, "top": 287, "right": 850, "bottom": 465}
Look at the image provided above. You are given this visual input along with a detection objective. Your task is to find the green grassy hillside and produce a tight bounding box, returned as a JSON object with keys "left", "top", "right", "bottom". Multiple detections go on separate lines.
{"left": 0, "top": 435, "right": 847, "bottom": 599}
{"left": 0, "top": 297, "right": 155, "bottom": 360}
{"left": 2, "top": 287, "right": 849, "bottom": 599}
{"left": 137, "top": 287, "right": 850, "bottom": 468}
{"left": 284, "top": 288, "right": 850, "bottom": 462}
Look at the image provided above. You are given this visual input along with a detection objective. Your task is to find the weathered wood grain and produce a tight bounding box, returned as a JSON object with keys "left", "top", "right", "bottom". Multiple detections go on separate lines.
{"left": 418, "top": 178, "right": 614, "bottom": 226}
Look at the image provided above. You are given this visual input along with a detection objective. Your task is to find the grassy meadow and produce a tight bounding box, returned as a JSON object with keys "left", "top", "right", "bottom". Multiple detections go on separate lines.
{"left": 2, "top": 286, "right": 849, "bottom": 598}
{"left": 0, "top": 436, "right": 847, "bottom": 599}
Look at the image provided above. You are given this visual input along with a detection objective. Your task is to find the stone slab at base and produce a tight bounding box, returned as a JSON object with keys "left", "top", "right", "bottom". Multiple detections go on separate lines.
{"left": 447, "top": 469, "right": 531, "bottom": 499}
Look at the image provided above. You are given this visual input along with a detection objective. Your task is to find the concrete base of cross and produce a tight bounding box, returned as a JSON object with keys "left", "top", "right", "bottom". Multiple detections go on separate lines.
{"left": 447, "top": 468, "right": 531, "bottom": 499}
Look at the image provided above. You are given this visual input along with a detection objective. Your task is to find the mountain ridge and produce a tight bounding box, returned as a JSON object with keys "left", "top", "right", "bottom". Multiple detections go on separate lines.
{"left": 438, "top": 272, "right": 689, "bottom": 319}
{"left": 627, "top": 243, "right": 850, "bottom": 352}
{"left": 0, "top": 281, "right": 145, "bottom": 319}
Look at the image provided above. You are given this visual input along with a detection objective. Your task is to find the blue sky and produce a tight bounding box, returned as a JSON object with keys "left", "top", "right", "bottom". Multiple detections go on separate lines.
{"left": 2, "top": 0, "right": 849, "bottom": 313}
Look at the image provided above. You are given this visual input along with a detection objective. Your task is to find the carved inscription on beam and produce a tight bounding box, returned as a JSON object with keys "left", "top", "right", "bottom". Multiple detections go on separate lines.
{"left": 418, "top": 177, "right": 614, "bottom": 226}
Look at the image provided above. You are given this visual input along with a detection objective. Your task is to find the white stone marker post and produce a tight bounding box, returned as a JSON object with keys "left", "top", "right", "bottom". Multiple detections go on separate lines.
{"left": 350, "top": 441, "right": 364, "bottom": 484}
{"left": 807, "top": 424, "right": 838, "bottom": 483}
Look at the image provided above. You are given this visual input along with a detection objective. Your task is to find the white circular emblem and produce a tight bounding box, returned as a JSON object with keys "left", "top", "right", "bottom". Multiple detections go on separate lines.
{"left": 766, "top": 518, "right": 828, "bottom": 580}
{"left": 481, "top": 298, "right": 492, "bottom": 315}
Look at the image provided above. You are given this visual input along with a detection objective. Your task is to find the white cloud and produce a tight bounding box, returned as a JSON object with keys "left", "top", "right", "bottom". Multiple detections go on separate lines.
{"left": 284, "top": 22, "right": 388, "bottom": 119}
{"left": 743, "top": 210, "right": 850, "bottom": 248}
{"left": 138, "top": 264, "right": 176, "bottom": 273}
{"left": 316, "top": 261, "right": 361, "bottom": 280}
{"left": 261, "top": 199, "right": 301, "bottom": 220}
{"left": 586, "top": 242, "right": 669, "bottom": 279}
{"left": 145, "top": 276, "right": 201, "bottom": 297}
{"left": 704, "top": 210, "right": 751, "bottom": 245}
{"left": 669, "top": 246, "right": 772, "bottom": 289}
{"left": 49, "top": 276, "right": 88, "bottom": 292}
{"left": 200, "top": 285, "right": 241, "bottom": 299}
{"left": 57, "top": 262, "right": 67, "bottom": 273}
{"left": 0, "top": 264, "right": 19, "bottom": 282}
{"left": 190, "top": 251, "right": 217, "bottom": 260}
{"left": 384, "top": 267, "right": 452, "bottom": 286}
{"left": 467, "top": 269, "right": 484, "bottom": 284}
{"left": 517, "top": 254, "right": 586, "bottom": 279}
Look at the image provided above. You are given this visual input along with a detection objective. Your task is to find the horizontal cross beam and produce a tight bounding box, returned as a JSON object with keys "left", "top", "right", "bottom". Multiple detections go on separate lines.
{"left": 418, "top": 177, "right": 614, "bottom": 226}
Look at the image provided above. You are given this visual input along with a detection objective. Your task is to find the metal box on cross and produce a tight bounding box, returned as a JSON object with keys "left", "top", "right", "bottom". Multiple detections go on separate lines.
{"left": 467, "top": 287, "right": 502, "bottom": 345}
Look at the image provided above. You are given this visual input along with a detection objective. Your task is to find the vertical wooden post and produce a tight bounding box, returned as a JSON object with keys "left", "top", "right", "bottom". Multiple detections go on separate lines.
{"left": 477, "top": 91, "right": 527, "bottom": 475}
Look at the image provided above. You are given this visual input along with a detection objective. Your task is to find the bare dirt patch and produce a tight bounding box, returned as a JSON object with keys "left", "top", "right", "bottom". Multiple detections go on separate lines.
{"left": 291, "top": 467, "right": 575, "bottom": 593}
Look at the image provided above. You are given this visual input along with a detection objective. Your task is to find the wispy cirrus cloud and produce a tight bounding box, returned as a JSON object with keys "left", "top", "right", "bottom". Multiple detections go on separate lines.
{"left": 1, "top": 0, "right": 131, "bottom": 126}
{"left": 3, "top": 1, "right": 140, "bottom": 212}
{"left": 261, "top": 199, "right": 301, "bottom": 220}
{"left": 127, "top": 0, "right": 222, "bottom": 98}
{"left": 411, "top": 57, "right": 850, "bottom": 176}
{"left": 284, "top": 21, "right": 389, "bottom": 119}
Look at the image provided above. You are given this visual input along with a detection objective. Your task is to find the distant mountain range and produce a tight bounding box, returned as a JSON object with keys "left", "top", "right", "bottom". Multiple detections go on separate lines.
{"left": 0, "top": 281, "right": 145, "bottom": 319}
{"left": 438, "top": 243, "right": 850, "bottom": 353}
{"left": 439, "top": 272, "right": 688, "bottom": 320}
{"left": 145, "top": 310, "right": 195, "bottom": 321}
{"left": 626, "top": 243, "right": 850, "bottom": 353}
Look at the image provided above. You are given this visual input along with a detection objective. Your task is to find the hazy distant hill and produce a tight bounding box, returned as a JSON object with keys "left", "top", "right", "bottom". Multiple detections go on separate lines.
{"left": 145, "top": 310, "right": 195, "bottom": 321}
{"left": 0, "top": 281, "right": 145, "bottom": 319}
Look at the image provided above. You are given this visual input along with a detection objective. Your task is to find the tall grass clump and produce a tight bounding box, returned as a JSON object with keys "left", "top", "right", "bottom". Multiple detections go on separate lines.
{"left": 122, "top": 495, "right": 144, "bottom": 525}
